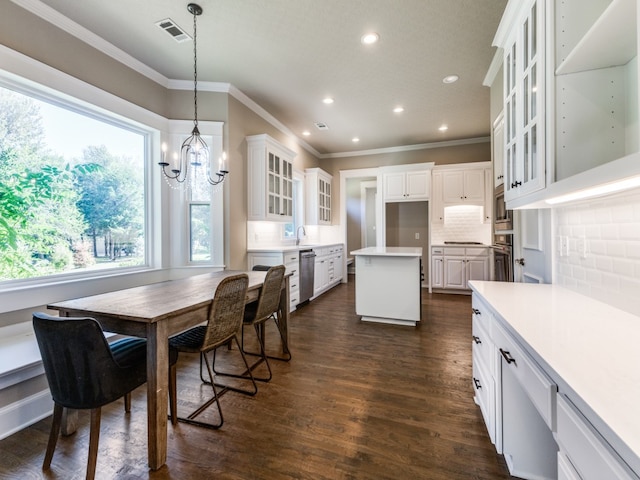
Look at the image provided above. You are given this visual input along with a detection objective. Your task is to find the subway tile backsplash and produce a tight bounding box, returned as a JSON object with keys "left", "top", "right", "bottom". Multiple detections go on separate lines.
{"left": 431, "top": 205, "right": 491, "bottom": 245}
{"left": 554, "top": 187, "right": 640, "bottom": 316}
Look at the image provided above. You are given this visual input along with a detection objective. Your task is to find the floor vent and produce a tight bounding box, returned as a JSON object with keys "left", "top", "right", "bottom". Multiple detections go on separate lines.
{"left": 314, "top": 122, "right": 329, "bottom": 130}
{"left": 156, "top": 18, "right": 191, "bottom": 43}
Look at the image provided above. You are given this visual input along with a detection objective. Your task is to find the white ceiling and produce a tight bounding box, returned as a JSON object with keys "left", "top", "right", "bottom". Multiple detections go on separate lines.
{"left": 28, "top": 0, "right": 507, "bottom": 156}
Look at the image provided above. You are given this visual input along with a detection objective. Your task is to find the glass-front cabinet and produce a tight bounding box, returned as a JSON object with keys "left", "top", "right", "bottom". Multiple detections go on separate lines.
{"left": 305, "top": 167, "right": 332, "bottom": 225}
{"left": 501, "top": 0, "right": 546, "bottom": 203}
{"left": 247, "top": 134, "right": 296, "bottom": 222}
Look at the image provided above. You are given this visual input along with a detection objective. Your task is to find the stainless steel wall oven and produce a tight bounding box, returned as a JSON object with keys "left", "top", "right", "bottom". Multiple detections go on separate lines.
{"left": 492, "top": 234, "right": 513, "bottom": 282}
{"left": 494, "top": 184, "right": 512, "bottom": 231}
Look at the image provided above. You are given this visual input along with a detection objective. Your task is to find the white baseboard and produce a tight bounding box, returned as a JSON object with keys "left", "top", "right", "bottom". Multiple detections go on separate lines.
{"left": 0, "top": 389, "right": 52, "bottom": 440}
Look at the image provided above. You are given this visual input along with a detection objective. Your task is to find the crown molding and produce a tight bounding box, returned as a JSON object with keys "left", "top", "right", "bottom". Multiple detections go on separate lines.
{"left": 322, "top": 137, "right": 490, "bottom": 159}
{"left": 11, "top": 0, "right": 170, "bottom": 87}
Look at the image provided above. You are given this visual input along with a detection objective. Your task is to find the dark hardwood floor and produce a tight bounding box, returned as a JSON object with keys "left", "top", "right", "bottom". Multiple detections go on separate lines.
{"left": 0, "top": 276, "right": 512, "bottom": 479}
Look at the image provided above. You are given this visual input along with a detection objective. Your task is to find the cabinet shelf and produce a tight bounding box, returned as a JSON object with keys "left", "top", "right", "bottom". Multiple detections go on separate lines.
{"left": 556, "top": 0, "right": 637, "bottom": 76}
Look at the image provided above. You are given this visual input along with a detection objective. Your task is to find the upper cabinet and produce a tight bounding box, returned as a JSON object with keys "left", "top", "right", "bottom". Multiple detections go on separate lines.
{"left": 493, "top": 0, "right": 640, "bottom": 209}
{"left": 381, "top": 166, "right": 432, "bottom": 202}
{"left": 442, "top": 169, "right": 485, "bottom": 205}
{"left": 501, "top": 0, "right": 547, "bottom": 203}
{"left": 553, "top": 0, "right": 638, "bottom": 181}
{"left": 247, "top": 134, "right": 296, "bottom": 222}
{"left": 305, "top": 167, "right": 332, "bottom": 225}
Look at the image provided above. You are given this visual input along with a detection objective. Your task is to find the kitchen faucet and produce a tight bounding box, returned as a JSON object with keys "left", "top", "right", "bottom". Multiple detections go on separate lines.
{"left": 296, "top": 225, "right": 306, "bottom": 246}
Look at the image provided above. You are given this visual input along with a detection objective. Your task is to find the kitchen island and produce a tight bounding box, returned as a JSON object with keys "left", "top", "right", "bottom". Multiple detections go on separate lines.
{"left": 350, "top": 247, "right": 422, "bottom": 326}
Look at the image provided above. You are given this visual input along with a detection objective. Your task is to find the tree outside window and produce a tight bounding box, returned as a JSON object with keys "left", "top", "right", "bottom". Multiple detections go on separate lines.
{"left": 0, "top": 87, "right": 146, "bottom": 282}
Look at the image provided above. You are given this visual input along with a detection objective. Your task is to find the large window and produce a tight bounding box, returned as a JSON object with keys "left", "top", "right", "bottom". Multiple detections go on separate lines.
{"left": 0, "top": 85, "right": 148, "bottom": 283}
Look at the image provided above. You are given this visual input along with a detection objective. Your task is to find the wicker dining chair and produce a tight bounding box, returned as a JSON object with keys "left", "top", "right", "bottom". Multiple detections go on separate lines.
{"left": 168, "top": 273, "right": 257, "bottom": 429}
{"left": 216, "top": 265, "right": 287, "bottom": 383}
{"left": 33, "top": 312, "right": 177, "bottom": 480}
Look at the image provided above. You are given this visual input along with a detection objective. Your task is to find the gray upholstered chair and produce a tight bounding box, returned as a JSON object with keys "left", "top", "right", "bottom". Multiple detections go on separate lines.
{"left": 33, "top": 312, "right": 176, "bottom": 480}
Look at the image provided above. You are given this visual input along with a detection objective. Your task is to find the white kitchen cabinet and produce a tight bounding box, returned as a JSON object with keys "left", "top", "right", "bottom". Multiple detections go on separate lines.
{"left": 431, "top": 247, "right": 444, "bottom": 288}
{"left": 431, "top": 172, "right": 444, "bottom": 224}
{"left": 312, "top": 244, "right": 344, "bottom": 297}
{"left": 493, "top": 112, "right": 505, "bottom": 187}
{"left": 437, "top": 246, "right": 490, "bottom": 291}
{"left": 247, "top": 134, "right": 296, "bottom": 222}
{"left": 442, "top": 169, "right": 485, "bottom": 205}
{"left": 469, "top": 282, "right": 640, "bottom": 480}
{"left": 484, "top": 168, "right": 493, "bottom": 224}
{"left": 305, "top": 168, "right": 332, "bottom": 225}
{"left": 497, "top": 0, "right": 547, "bottom": 203}
{"left": 553, "top": 0, "right": 639, "bottom": 182}
{"left": 383, "top": 170, "right": 431, "bottom": 202}
{"left": 247, "top": 250, "right": 299, "bottom": 312}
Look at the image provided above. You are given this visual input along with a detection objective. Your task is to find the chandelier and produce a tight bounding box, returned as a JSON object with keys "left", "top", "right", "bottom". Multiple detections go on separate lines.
{"left": 159, "top": 3, "right": 228, "bottom": 187}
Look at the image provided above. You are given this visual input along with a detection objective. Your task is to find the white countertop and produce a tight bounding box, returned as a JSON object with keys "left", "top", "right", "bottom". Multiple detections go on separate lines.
{"left": 350, "top": 247, "right": 423, "bottom": 257}
{"left": 247, "top": 243, "right": 341, "bottom": 253}
{"left": 468, "top": 280, "right": 640, "bottom": 464}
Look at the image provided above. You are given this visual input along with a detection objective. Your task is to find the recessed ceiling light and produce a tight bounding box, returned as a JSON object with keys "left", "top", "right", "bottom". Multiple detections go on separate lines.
{"left": 302, "top": 130, "right": 311, "bottom": 136}
{"left": 439, "top": 125, "right": 448, "bottom": 131}
{"left": 352, "top": 137, "right": 360, "bottom": 143}
{"left": 361, "top": 33, "right": 379, "bottom": 45}
{"left": 393, "top": 106, "right": 404, "bottom": 113}
{"left": 442, "top": 75, "right": 459, "bottom": 84}
{"left": 323, "top": 97, "right": 334, "bottom": 104}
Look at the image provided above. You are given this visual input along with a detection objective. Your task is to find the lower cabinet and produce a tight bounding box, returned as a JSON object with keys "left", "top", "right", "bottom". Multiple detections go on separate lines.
{"left": 247, "top": 251, "right": 299, "bottom": 312}
{"left": 471, "top": 291, "right": 640, "bottom": 480}
{"left": 432, "top": 246, "right": 489, "bottom": 291}
{"left": 313, "top": 244, "right": 344, "bottom": 297}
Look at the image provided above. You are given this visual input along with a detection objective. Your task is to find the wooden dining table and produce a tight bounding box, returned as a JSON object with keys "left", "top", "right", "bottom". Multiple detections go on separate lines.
{"left": 47, "top": 270, "right": 290, "bottom": 471}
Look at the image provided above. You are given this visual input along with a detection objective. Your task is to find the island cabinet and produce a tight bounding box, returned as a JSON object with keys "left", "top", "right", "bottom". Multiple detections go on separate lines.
{"left": 469, "top": 281, "right": 640, "bottom": 480}
{"left": 305, "top": 168, "right": 332, "bottom": 225}
{"left": 350, "top": 247, "right": 422, "bottom": 326}
{"left": 247, "top": 134, "right": 296, "bottom": 222}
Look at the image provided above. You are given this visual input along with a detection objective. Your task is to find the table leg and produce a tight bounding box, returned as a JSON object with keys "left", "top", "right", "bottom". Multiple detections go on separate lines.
{"left": 146, "top": 321, "right": 169, "bottom": 470}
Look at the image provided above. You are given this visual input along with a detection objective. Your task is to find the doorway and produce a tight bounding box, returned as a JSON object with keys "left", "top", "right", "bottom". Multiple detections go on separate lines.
{"left": 360, "top": 181, "right": 377, "bottom": 248}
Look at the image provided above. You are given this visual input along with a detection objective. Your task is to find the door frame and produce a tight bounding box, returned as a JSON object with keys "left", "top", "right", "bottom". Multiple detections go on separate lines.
{"left": 360, "top": 181, "right": 378, "bottom": 248}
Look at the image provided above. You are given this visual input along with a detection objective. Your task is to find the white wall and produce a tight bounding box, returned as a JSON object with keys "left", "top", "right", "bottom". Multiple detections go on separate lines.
{"left": 431, "top": 205, "right": 492, "bottom": 245}
{"left": 554, "top": 187, "right": 640, "bottom": 316}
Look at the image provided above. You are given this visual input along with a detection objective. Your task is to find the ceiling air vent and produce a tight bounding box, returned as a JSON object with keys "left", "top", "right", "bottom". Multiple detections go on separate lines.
{"left": 156, "top": 18, "right": 191, "bottom": 43}
{"left": 314, "top": 122, "right": 329, "bottom": 131}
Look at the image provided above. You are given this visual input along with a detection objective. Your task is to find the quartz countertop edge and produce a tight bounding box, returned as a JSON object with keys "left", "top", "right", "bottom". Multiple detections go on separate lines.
{"left": 247, "top": 243, "right": 342, "bottom": 253}
{"left": 468, "top": 280, "right": 640, "bottom": 469}
{"left": 350, "top": 247, "right": 423, "bottom": 256}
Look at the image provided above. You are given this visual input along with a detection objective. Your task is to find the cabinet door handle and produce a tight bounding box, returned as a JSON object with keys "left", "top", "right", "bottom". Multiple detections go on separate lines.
{"left": 500, "top": 348, "right": 517, "bottom": 365}
{"left": 472, "top": 335, "right": 482, "bottom": 344}
{"left": 473, "top": 377, "right": 482, "bottom": 390}
{"left": 472, "top": 308, "right": 481, "bottom": 315}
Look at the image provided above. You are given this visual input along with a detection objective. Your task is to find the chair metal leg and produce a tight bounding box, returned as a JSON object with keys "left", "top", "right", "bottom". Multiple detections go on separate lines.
{"left": 86, "top": 407, "right": 101, "bottom": 480}
{"left": 124, "top": 392, "right": 132, "bottom": 413}
{"left": 43, "top": 403, "right": 63, "bottom": 470}
{"left": 242, "top": 314, "right": 292, "bottom": 362}
{"left": 210, "top": 336, "right": 260, "bottom": 393}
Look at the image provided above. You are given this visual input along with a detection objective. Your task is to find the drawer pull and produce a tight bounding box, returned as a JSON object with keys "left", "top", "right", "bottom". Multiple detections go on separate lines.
{"left": 472, "top": 335, "right": 482, "bottom": 344}
{"left": 472, "top": 308, "right": 481, "bottom": 315}
{"left": 500, "top": 348, "right": 516, "bottom": 365}
{"left": 473, "top": 377, "right": 482, "bottom": 390}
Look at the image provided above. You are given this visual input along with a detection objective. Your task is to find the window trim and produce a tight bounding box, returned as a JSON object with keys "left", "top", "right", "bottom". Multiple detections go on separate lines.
{"left": 0, "top": 44, "right": 169, "bottom": 313}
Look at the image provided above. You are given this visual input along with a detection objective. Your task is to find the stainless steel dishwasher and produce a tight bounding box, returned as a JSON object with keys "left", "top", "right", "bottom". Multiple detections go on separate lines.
{"left": 299, "top": 249, "right": 316, "bottom": 304}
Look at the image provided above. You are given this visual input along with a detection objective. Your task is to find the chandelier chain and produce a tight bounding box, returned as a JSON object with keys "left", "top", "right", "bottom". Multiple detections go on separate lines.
{"left": 192, "top": 10, "right": 198, "bottom": 128}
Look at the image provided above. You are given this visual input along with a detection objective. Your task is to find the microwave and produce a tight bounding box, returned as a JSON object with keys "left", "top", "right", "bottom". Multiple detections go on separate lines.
{"left": 494, "top": 184, "right": 512, "bottom": 231}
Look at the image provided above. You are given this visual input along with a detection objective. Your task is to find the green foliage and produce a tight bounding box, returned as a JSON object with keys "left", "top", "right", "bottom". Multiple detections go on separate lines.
{"left": 0, "top": 88, "right": 145, "bottom": 281}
